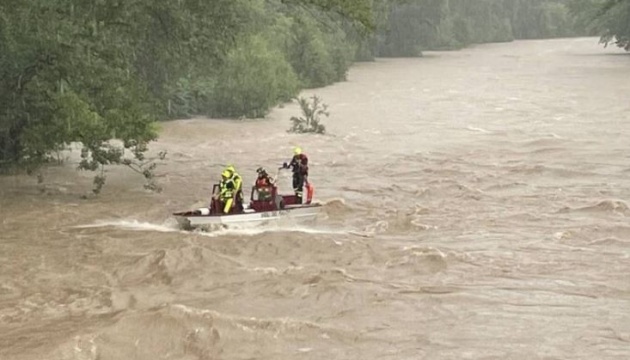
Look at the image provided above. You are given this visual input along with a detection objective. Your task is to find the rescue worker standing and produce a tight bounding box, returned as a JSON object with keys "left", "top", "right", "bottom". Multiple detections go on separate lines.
{"left": 283, "top": 147, "right": 308, "bottom": 204}
{"left": 225, "top": 164, "right": 243, "bottom": 210}
{"left": 215, "top": 170, "right": 236, "bottom": 213}
{"left": 255, "top": 167, "right": 274, "bottom": 201}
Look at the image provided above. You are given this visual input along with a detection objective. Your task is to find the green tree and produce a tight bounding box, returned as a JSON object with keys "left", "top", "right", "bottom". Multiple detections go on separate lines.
{"left": 593, "top": 0, "right": 630, "bottom": 50}
{"left": 0, "top": 0, "right": 253, "bottom": 191}
{"left": 211, "top": 35, "right": 300, "bottom": 118}
{"left": 281, "top": 0, "right": 376, "bottom": 32}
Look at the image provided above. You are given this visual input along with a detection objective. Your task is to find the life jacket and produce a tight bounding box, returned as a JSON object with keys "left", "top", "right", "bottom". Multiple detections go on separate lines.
{"left": 228, "top": 171, "right": 242, "bottom": 190}
{"left": 255, "top": 176, "right": 270, "bottom": 188}
{"left": 219, "top": 178, "right": 235, "bottom": 199}
{"left": 225, "top": 169, "right": 243, "bottom": 201}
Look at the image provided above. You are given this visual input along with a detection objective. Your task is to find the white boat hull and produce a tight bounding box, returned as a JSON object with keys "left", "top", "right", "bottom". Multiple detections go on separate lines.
{"left": 175, "top": 204, "right": 322, "bottom": 229}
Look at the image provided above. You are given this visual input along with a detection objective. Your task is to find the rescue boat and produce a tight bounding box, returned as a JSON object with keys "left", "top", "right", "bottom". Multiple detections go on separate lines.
{"left": 173, "top": 182, "right": 321, "bottom": 229}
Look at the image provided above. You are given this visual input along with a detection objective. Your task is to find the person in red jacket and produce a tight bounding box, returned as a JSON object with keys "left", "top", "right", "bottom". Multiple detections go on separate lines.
{"left": 283, "top": 147, "right": 309, "bottom": 204}
{"left": 254, "top": 167, "right": 274, "bottom": 201}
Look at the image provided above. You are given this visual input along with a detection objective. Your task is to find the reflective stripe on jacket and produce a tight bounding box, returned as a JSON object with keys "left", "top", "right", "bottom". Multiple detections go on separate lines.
{"left": 219, "top": 179, "right": 235, "bottom": 199}
{"left": 227, "top": 170, "right": 242, "bottom": 191}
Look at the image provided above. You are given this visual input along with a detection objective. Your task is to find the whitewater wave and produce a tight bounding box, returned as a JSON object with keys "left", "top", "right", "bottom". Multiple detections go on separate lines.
{"left": 589, "top": 237, "right": 630, "bottom": 248}
{"left": 193, "top": 223, "right": 366, "bottom": 238}
{"left": 71, "top": 219, "right": 369, "bottom": 238}
{"left": 72, "top": 219, "right": 180, "bottom": 233}
{"left": 466, "top": 126, "right": 492, "bottom": 134}
{"left": 558, "top": 199, "right": 629, "bottom": 215}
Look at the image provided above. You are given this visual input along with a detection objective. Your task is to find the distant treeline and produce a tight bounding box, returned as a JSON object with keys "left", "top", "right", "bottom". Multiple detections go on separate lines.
{"left": 369, "top": 0, "right": 588, "bottom": 58}
{"left": 0, "top": 0, "right": 626, "bottom": 179}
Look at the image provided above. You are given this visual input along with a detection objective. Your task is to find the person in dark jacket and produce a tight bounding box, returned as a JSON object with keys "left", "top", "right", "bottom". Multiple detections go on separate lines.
{"left": 283, "top": 147, "right": 308, "bottom": 204}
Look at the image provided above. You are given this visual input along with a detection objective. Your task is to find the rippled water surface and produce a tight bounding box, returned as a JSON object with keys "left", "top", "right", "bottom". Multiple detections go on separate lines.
{"left": 1, "top": 38, "right": 630, "bottom": 359}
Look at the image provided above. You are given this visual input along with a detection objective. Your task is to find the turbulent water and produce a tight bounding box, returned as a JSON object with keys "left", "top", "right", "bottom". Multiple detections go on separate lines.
{"left": 1, "top": 38, "right": 630, "bottom": 359}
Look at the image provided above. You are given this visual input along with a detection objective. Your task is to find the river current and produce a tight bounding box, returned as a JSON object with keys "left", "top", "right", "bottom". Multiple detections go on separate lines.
{"left": 1, "top": 37, "right": 629, "bottom": 359}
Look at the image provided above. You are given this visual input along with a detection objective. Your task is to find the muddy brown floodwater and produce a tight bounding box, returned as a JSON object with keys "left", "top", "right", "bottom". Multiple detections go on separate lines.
{"left": 1, "top": 37, "right": 630, "bottom": 359}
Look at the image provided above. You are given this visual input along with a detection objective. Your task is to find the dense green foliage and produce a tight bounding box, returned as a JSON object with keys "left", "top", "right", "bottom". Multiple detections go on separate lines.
{"left": 3, "top": 0, "right": 617, "bottom": 191}
{"left": 0, "top": 0, "right": 255, "bottom": 189}
{"left": 569, "top": 0, "right": 630, "bottom": 50}
{"left": 0, "top": 0, "right": 361, "bottom": 188}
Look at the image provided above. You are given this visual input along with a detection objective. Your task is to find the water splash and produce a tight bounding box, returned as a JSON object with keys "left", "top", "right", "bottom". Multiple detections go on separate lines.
{"left": 72, "top": 219, "right": 180, "bottom": 233}
{"left": 72, "top": 219, "right": 368, "bottom": 238}
{"left": 194, "top": 223, "right": 362, "bottom": 238}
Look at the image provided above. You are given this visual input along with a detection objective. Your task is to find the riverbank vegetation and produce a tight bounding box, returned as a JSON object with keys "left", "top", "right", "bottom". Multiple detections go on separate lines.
{"left": 0, "top": 0, "right": 624, "bottom": 191}
{"left": 568, "top": 0, "right": 630, "bottom": 51}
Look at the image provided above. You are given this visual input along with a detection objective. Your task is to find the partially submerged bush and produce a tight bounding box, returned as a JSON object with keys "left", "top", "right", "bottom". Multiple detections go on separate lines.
{"left": 288, "top": 95, "right": 328, "bottom": 134}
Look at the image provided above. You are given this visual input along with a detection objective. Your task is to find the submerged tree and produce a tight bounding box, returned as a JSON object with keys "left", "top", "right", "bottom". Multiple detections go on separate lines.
{"left": 288, "top": 96, "right": 328, "bottom": 134}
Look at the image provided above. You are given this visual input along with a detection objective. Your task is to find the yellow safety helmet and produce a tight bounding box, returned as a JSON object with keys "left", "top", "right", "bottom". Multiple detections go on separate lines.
{"left": 293, "top": 147, "right": 302, "bottom": 155}
{"left": 221, "top": 170, "right": 231, "bottom": 178}
{"left": 225, "top": 165, "right": 235, "bottom": 173}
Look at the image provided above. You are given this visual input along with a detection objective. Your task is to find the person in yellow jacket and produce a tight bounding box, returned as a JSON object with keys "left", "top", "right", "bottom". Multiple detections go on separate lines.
{"left": 224, "top": 165, "right": 243, "bottom": 210}
{"left": 215, "top": 170, "right": 236, "bottom": 213}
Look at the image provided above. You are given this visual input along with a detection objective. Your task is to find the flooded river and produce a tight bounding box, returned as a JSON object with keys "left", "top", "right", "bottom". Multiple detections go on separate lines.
{"left": 1, "top": 37, "right": 629, "bottom": 359}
